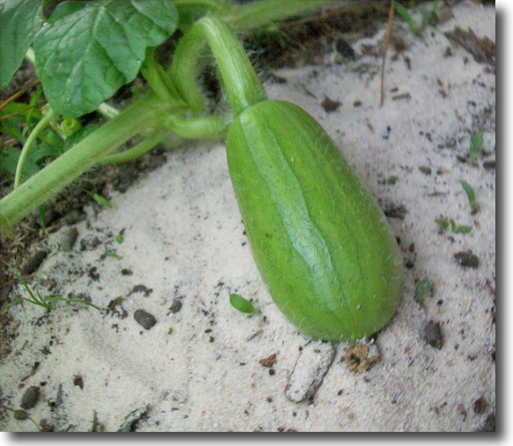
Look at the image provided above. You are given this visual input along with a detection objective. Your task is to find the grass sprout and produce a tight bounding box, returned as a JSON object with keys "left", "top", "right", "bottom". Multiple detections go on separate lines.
{"left": 1, "top": 263, "right": 100, "bottom": 313}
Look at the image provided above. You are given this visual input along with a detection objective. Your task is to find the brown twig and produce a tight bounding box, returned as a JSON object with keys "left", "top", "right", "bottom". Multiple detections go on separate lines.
{"left": 380, "top": 0, "right": 394, "bottom": 107}
{"left": 0, "top": 79, "right": 40, "bottom": 112}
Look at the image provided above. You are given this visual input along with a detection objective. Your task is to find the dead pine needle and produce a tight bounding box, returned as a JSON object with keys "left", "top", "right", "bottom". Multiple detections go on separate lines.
{"left": 380, "top": 0, "right": 395, "bottom": 107}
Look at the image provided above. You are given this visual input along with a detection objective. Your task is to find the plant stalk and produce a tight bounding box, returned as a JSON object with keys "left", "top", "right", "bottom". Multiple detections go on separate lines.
{"left": 223, "top": 0, "right": 331, "bottom": 31}
{"left": 102, "top": 130, "right": 165, "bottom": 164}
{"left": 14, "top": 108, "right": 55, "bottom": 189}
{"left": 0, "top": 94, "right": 167, "bottom": 231}
{"left": 172, "top": 0, "right": 226, "bottom": 12}
{"left": 170, "top": 16, "right": 266, "bottom": 117}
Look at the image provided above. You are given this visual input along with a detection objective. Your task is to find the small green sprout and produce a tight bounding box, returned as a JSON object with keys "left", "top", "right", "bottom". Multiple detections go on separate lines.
{"left": 460, "top": 180, "right": 476, "bottom": 207}
{"left": 58, "top": 117, "right": 82, "bottom": 138}
{"left": 104, "top": 251, "right": 122, "bottom": 260}
{"left": 1, "top": 263, "right": 100, "bottom": 313}
{"left": 229, "top": 293, "right": 257, "bottom": 314}
{"left": 395, "top": 2, "right": 420, "bottom": 35}
{"left": 92, "top": 193, "right": 112, "bottom": 209}
{"left": 435, "top": 218, "right": 449, "bottom": 230}
{"left": 168, "top": 327, "right": 174, "bottom": 335}
{"left": 38, "top": 205, "right": 47, "bottom": 230}
{"left": 387, "top": 175, "right": 398, "bottom": 185}
{"left": 414, "top": 278, "right": 435, "bottom": 303}
{"left": 450, "top": 219, "right": 472, "bottom": 234}
{"left": 115, "top": 233, "right": 124, "bottom": 244}
{"left": 468, "top": 129, "right": 484, "bottom": 161}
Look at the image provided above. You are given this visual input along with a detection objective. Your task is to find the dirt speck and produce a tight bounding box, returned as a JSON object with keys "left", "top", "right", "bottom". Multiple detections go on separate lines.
{"left": 473, "top": 396, "right": 487, "bottom": 414}
{"left": 454, "top": 250, "right": 479, "bottom": 268}
{"left": 321, "top": 95, "right": 341, "bottom": 113}
{"left": 418, "top": 166, "right": 432, "bottom": 175}
{"left": 73, "top": 375, "right": 84, "bottom": 390}
{"left": 259, "top": 353, "right": 278, "bottom": 368}
{"left": 444, "top": 27, "right": 495, "bottom": 65}
{"left": 130, "top": 284, "right": 153, "bottom": 297}
{"left": 343, "top": 342, "right": 380, "bottom": 375}
{"left": 384, "top": 203, "right": 407, "bottom": 220}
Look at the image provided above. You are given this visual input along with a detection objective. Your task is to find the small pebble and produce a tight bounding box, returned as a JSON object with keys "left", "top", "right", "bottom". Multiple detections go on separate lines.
{"left": 21, "top": 386, "right": 40, "bottom": 410}
{"left": 483, "top": 160, "right": 496, "bottom": 170}
{"left": 168, "top": 299, "right": 183, "bottom": 314}
{"left": 134, "top": 309, "right": 157, "bottom": 330}
{"left": 424, "top": 321, "right": 444, "bottom": 349}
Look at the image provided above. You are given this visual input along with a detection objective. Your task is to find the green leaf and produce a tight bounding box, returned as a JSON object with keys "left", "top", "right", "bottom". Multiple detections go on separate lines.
{"left": 460, "top": 180, "right": 476, "bottom": 207}
{"left": 0, "top": 102, "right": 42, "bottom": 143}
{"left": 104, "top": 250, "right": 122, "bottom": 260}
{"left": 387, "top": 175, "right": 398, "bottom": 185}
{"left": 434, "top": 218, "right": 449, "bottom": 230}
{"left": 229, "top": 293, "right": 257, "bottom": 314}
{"left": 450, "top": 219, "right": 472, "bottom": 234}
{"left": 468, "top": 128, "right": 484, "bottom": 161}
{"left": 115, "top": 234, "right": 124, "bottom": 244}
{"left": 25, "top": 86, "right": 44, "bottom": 133}
{"left": 414, "top": 278, "right": 434, "bottom": 302}
{"left": 43, "top": 295, "right": 101, "bottom": 310}
{"left": 0, "top": 147, "right": 22, "bottom": 176}
{"left": 34, "top": 0, "right": 179, "bottom": 117}
{"left": 0, "top": 0, "right": 43, "bottom": 87}
{"left": 395, "top": 2, "right": 419, "bottom": 35}
{"left": 176, "top": 5, "right": 208, "bottom": 31}
{"left": 92, "top": 193, "right": 112, "bottom": 208}
{"left": 0, "top": 142, "right": 60, "bottom": 181}
{"left": 38, "top": 205, "right": 47, "bottom": 230}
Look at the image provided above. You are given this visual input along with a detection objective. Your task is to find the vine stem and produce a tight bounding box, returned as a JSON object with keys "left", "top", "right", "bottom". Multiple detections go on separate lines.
{"left": 172, "top": 0, "right": 225, "bottom": 11}
{"left": 170, "top": 16, "right": 267, "bottom": 117}
{"left": 14, "top": 108, "right": 55, "bottom": 189}
{"left": 0, "top": 94, "right": 168, "bottom": 231}
{"left": 102, "top": 130, "right": 165, "bottom": 164}
{"left": 223, "top": 0, "right": 331, "bottom": 31}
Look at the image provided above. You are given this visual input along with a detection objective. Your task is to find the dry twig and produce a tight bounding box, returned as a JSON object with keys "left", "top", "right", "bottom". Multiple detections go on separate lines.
{"left": 380, "top": 0, "right": 395, "bottom": 106}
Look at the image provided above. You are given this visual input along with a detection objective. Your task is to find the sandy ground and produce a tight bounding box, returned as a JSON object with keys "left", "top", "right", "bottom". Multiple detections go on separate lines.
{"left": 0, "top": 0, "right": 495, "bottom": 432}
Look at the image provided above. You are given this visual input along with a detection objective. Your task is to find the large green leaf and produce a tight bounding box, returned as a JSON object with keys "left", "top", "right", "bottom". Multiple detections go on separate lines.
{"left": 34, "top": 0, "right": 178, "bottom": 117}
{"left": 0, "top": 0, "right": 43, "bottom": 87}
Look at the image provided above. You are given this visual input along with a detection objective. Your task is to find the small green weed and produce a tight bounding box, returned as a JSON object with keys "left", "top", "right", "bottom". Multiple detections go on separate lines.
{"left": 1, "top": 263, "right": 100, "bottom": 313}
{"left": 229, "top": 293, "right": 258, "bottom": 314}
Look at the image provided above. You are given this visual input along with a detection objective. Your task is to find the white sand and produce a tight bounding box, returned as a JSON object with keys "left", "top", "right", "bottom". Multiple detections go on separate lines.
{"left": 0, "top": 1, "right": 495, "bottom": 432}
